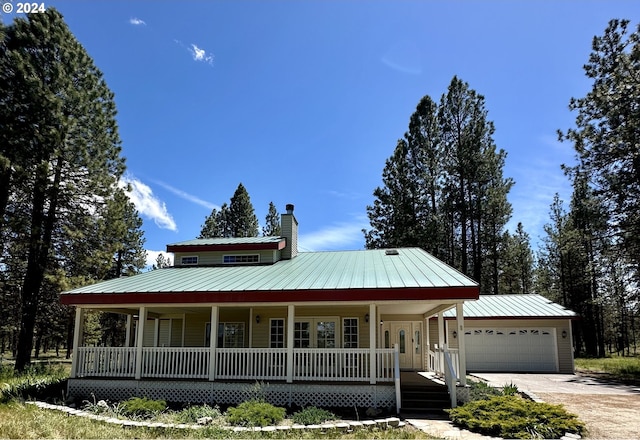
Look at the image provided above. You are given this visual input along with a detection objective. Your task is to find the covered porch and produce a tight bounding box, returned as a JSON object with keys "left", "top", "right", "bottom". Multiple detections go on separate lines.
{"left": 67, "top": 301, "right": 468, "bottom": 409}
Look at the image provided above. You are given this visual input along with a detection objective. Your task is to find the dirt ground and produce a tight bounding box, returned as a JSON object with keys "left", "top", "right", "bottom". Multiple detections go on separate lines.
{"left": 537, "top": 392, "right": 640, "bottom": 439}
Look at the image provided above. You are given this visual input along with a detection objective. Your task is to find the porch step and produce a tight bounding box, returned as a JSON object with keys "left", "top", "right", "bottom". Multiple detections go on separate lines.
{"left": 400, "top": 372, "right": 450, "bottom": 414}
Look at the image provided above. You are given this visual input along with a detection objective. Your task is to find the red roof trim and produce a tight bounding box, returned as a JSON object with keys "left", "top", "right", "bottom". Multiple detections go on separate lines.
{"left": 60, "top": 286, "right": 479, "bottom": 306}
{"left": 167, "top": 241, "right": 286, "bottom": 253}
{"left": 439, "top": 316, "right": 578, "bottom": 321}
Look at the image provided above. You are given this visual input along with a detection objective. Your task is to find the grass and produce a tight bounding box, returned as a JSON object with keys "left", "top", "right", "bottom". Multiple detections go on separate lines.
{"left": 575, "top": 355, "right": 640, "bottom": 383}
{"left": 0, "top": 402, "right": 436, "bottom": 439}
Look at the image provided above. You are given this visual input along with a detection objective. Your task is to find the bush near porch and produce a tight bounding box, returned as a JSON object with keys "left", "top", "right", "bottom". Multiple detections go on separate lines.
{"left": 447, "top": 380, "right": 585, "bottom": 439}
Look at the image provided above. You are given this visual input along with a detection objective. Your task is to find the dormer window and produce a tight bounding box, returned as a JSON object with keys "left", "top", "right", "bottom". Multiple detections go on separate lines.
{"left": 181, "top": 256, "right": 199, "bottom": 265}
{"left": 223, "top": 254, "right": 260, "bottom": 264}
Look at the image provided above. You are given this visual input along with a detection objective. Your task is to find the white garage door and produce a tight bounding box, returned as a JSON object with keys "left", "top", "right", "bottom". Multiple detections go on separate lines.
{"left": 465, "top": 327, "right": 558, "bottom": 372}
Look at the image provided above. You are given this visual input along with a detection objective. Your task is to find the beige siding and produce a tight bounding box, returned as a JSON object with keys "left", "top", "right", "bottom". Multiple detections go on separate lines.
{"left": 158, "top": 319, "right": 171, "bottom": 346}
{"left": 142, "top": 318, "right": 156, "bottom": 346}
{"left": 251, "top": 306, "right": 371, "bottom": 348}
{"left": 434, "top": 318, "right": 574, "bottom": 373}
{"left": 183, "top": 313, "right": 210, "bottom": 347}
{"left": 174, "top": 250, "right": 279, "bottom": 266}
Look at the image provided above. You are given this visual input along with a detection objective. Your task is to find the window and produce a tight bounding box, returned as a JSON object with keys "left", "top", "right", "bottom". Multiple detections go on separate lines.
{"left": 343, "top": 318, "right": 358, "bottom": 348}
{"left": 223, "top": 254, "right": 259, "bottom": 264}
{"left": 399, "top": 330, "right": 406, "bottom": 353}
{"left": 205, "top": 322, "right": 245, "bottom": 348}
{"left": 270, "top": 319, "right": 284, "bottom": 348}
{"left": 181, "top": 256, "right": 198, "bottom": 265}
{"left": 294, "top": 322, "right": 310, "bottom": 348}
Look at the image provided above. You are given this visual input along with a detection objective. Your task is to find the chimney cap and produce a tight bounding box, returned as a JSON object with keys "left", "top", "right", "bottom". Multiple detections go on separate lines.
{"left": 285, "top": 204, "right": 294, "bottom": 214}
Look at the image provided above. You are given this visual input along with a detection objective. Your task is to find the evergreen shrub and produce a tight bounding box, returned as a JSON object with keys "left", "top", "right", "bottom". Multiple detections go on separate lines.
{"left": 447, "top": 395, "right": 585, "bottom": 439}
{"left": 225, "top": 400, "right": 286, "bottom": 427}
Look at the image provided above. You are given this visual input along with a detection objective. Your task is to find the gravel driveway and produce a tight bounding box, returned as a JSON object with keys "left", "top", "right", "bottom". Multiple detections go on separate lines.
{"left": 472, "top": 372, "right": 640, "bottom": 439}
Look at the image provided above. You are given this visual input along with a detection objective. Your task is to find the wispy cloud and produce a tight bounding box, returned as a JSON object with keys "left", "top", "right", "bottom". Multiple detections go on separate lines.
{"left": 151, "top": 180, "right": 218, "bottom": 211}
{"left": 129, "top": 17, "right": 146, "bottom": 26}
{"left": 119, "top": 175, "right": 177, "bottom": 231}
{"left": 189, "top": 43, "right": 214, "bottom": 65}
{"left": 298, "top": 215, "right": 368, "bottom": 251}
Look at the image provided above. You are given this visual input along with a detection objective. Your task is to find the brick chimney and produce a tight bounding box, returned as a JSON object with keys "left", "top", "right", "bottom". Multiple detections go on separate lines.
{"left": 281, "top": 204, "right": 298, "bottom": 259}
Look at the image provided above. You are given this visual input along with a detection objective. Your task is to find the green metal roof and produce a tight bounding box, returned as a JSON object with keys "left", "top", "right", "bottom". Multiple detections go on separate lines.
{"left": 168, "top": 236, "right": 284, "bottom": 247}
{"left": 443, "top": 294, "right": 577, "bottom": 319}
{"left": 64, "top": 248, "right": 478, "bottom": 295}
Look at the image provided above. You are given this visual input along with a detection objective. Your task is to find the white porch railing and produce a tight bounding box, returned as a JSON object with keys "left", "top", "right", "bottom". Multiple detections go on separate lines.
{"left": 217, "top": 348, "right": 287, "bottom": 380}
{"left": 142, "top": 347, "right": 209, "bottom": 379}
{"left": 428, "top": 347, "right": 460, "bottom": 378}
{"left": 76, "top": 347, "right": 136, "bottom": 378}
{"left": 74, "top": 347, "right": 396, "bottom": 383}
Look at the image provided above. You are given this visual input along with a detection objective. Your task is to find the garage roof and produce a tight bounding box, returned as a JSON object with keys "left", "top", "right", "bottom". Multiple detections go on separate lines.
{"left": 443, "top": 294, "right": 577, "bottom": 319}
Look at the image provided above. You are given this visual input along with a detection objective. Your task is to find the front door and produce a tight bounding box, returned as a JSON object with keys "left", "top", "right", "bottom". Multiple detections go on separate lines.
{"left": 389, "top": 322, "right": 422, "bottom": 370}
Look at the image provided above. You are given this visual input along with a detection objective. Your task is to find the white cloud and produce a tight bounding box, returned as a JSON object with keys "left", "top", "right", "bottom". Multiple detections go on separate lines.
{"left": 298, "top": 216, "right": 368, "bottom": 251}
{"left": 189, "top": 44, "right": 214, "bottom": 65}
{"left": 151, "top": 180, "right": 218, "bottom": 211}
{"left": 145, "top": 250, "right": 174, "bottom": 268}
{"left": 119, "top": 176, "right": 177, "bottom": 231}
{"left": 129, "top": 17, "right": 146, "bottom": 26}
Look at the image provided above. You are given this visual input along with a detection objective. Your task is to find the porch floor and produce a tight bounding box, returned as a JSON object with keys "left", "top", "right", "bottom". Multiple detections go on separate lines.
{"left": 400, "top": 371, "right": 450, "bottom": 416}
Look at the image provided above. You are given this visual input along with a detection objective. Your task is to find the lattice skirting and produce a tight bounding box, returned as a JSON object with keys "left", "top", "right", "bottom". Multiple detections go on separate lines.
{"left": 67, "top": 379, "right": 396, "bottom": 409}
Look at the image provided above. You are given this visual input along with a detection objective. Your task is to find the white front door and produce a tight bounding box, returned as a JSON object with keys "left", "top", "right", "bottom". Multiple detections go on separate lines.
{"left": 389, "top": 322, "right": 423, "bottom": 370}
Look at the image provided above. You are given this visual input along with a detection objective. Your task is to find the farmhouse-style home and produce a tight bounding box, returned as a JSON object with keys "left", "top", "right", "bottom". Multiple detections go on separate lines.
{"left": 60, "top": 204, "right": 576, "bottom": 411}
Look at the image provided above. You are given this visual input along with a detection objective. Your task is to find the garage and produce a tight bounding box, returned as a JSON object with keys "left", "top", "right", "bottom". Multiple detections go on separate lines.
{"left": 439, "top": 294, "right": 577, "bottom": 374}
{"left": 465, "top": 327, "right": 558, "bottom": 372}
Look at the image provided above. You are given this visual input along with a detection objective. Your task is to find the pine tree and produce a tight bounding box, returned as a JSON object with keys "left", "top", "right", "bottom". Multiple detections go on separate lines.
{"left": 262, "top": 202, "right": 281, "bottom": 236}
{"left": 1, "top": 10, "right": 126, "bottom": 371}
{"left": 365, "top": 77, "right": 513, "bottom": 293}
{"left": 229, "top": 183, "right": 259, "bottom": 238}
{"left": 560, "top": 19, "right": 640, "bottom": 288}
{"left": 152, "top": 253, "right": 172, "bottom": 269}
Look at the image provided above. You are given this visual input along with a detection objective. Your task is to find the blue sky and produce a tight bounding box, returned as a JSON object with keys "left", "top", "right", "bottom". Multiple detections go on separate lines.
{"left": 3, "top": 1, "right": 639, "bottom": 265}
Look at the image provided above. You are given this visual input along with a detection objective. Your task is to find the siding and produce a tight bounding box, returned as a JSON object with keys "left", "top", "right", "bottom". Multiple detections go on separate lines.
{"left": 174, "top": 249, "right": 280, "bottom": 266}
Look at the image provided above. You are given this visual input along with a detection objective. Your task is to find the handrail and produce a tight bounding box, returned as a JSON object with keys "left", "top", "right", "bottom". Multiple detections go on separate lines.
{"left": 442, "top": 344, "right": 457, "bottom": 408}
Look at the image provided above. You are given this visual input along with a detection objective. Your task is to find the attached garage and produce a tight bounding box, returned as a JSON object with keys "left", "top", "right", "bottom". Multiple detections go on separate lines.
{"left": 440, "top": 294, "right": 577, "bottom": 374}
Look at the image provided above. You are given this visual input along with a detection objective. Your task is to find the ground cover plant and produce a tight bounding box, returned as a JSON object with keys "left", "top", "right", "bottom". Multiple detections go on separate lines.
{"left": 292, "top": 406, "right": 338, "bottom": 425}
{"left": 448, "top": 395, "right": 585, "bottom": 439}
{"left": 225, "top": 399, "right": 287, "bottom": 427}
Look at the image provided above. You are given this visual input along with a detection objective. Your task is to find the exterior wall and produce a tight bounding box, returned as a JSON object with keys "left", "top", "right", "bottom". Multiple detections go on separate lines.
{"left": 437, "top": 318, "right": 574, "bottom": 373}
{"left": 174, "top": 249, "right": 280, "bottom": 266}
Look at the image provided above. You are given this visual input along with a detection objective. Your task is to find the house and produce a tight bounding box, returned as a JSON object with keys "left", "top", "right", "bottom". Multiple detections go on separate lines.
{"left": 60, "top": 204, "right": 479, "bottom": 411}
{"left": 441, "top": 294, "right": 576, "bottom": 373}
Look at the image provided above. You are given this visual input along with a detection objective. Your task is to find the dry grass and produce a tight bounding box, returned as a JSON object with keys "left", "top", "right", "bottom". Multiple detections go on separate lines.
{"left": 0, "top": 403, "right": 435, "bottom": 439}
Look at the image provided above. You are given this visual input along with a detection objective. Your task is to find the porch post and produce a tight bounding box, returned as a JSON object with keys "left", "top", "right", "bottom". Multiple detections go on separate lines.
{"left": 437, "top": 313, "right": 445, "bottom": 349}
{"left": 286, "top": 304, "right": 295, "bottom": 383}
{"left": 135, "top": 306, "right": 146, "bottom": 380}
{"left": 209, "top": 306, "right": 218, "bottom": 381}
{"left": 456, "top": 303, "right": 467, "bottom": 386}
{"left": 425, "top": 316, "right": 430, "bottom": 370}
{"left": 125, "top": 315, "right": 132, "bottom": 347}
{"left": 70, "top": 307, "right": 84, "bottom": 379}
{"left": 369, "top": 303, "right": 376, "bottom": 384}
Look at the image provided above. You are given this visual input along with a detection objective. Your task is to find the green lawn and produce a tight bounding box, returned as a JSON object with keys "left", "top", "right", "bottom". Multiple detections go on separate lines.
{"left": 575, "top": 355, "right": 640, "bottom": 383}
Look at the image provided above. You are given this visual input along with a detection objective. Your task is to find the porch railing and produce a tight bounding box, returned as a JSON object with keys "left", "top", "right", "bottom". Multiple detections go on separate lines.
{"left": 142, "top": 348, "right": 209, "bottom": 379}
{"left": 217, "top": 348, "right": 287, "bottom": 380}
{"left": 74, "top": 346, "right": 396, "bottom": 383}
{"left": 76, "top": 347, "right": 136, "bottom": 378}
{"left": 428, "top": 347, "right": 460, "bottom": 378}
